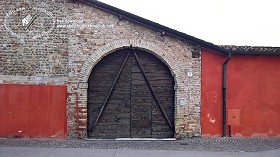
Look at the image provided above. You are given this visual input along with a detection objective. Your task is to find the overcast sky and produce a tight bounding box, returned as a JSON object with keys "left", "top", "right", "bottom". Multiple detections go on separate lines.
{"left": 99, "top": 0, "right": 280, "bottom": 47}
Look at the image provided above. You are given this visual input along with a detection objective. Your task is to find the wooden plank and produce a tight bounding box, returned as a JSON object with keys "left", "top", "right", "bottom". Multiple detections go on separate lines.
{"left": 88, "top": 50, "right": 131, "bottom": 138}
{"left": 132, "top": 51, "right": 174, "bottom": 130}
{"left": 88, "top": 49, "right": 175, "bottom": 138}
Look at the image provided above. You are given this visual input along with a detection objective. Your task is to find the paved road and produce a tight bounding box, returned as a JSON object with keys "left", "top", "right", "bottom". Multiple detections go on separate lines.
{"left": 1, "top": 147, "right": 280, "bottom": 157}
{"left": 1, "top": 138, "right": 280, "bottom": 152}
{"left": 1, "top": 138, "right": 280, "bottom": 157}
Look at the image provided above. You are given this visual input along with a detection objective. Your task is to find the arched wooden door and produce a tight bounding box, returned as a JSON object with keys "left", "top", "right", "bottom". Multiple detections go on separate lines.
{"left": 87, "top": 48, "right": 175, "bottom": 138}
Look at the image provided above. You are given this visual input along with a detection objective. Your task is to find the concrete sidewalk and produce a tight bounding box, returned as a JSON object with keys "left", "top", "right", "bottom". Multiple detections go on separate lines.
{"left": 1, "top": 147, "right": 280, "bottom": 157}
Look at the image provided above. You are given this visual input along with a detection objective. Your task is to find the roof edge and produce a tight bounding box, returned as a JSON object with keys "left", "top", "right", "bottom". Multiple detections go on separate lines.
{"left": 75, "top": 0, "right": 280, "bottom": 56}
{"left": 76, "top": 0, "right": 228, "bottom": 55}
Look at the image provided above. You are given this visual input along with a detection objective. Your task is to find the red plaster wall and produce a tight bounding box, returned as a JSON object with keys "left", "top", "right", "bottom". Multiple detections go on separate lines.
{"left": 201, "top": 49, "right": 225, "bottom": 136}
{"left": 201, "top": 48, "right": 280, "bottom": 137}
{"left": 0, "top": 84, "right": 67, "bottom": 138}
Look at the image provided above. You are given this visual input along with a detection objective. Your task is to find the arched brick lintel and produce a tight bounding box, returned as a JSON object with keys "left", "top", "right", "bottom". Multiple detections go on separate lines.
{"left": 76, "top": 39, "right": 180, "bottom": 138}
{"left": 78, "top": 39, "right": 178, "bottom": 83}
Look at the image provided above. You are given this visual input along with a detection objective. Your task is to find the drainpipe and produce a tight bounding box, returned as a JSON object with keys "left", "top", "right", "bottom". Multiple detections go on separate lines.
{"left": 222, "top": 53, "right": 231, "bottom": 137}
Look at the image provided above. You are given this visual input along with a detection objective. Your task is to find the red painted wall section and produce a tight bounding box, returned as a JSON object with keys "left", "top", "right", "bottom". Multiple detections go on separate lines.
{"left": 201, "top": 49, "right": 225, "bottom": 137}
{"left": 227, "top": 55, "right": 280, "bottom": 137}
{"left": 201, "top": 48, "right": 280, "bottom": 137}
{"left": 0, "top": 84, "right": 67, "bottom": 138}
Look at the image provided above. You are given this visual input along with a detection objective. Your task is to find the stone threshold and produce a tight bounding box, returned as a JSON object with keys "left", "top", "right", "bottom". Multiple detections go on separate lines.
{"left": 85, "top": 138, "right": 176, "bottom": 141}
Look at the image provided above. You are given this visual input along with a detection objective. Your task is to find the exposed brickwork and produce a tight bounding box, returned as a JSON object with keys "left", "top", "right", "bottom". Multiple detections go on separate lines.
{"left": 0, "top": 1, "right": 201, "bottom": 139}
{"left": 0, "top": 1, "right": 68, "bottom": 77}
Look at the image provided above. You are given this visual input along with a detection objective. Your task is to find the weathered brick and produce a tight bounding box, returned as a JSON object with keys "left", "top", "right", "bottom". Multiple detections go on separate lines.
{"left": 0, "top": 0, "right": 202, "bottom": 139}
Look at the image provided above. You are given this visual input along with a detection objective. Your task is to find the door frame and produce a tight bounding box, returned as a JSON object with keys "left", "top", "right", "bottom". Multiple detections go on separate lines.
{"left": 76, "top": 39, "right": 194, "bottom": 139}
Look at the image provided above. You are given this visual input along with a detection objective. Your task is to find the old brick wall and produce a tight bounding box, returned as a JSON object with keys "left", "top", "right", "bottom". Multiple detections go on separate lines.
{"left": 1, "top": 1, "right": 68, "bottom": 78}
{"left": 0, "top": 0, "right": 201, "bottom": 138}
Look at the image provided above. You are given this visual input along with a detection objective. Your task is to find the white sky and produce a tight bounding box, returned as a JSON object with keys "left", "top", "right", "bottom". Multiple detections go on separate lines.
{"left": 99, "top": 0, "right": 280, "bottom": 47}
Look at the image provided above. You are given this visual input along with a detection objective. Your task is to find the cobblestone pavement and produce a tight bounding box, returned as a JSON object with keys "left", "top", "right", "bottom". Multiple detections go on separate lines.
{"left": 0, "top": 138, "right": 279, "bottom": 152}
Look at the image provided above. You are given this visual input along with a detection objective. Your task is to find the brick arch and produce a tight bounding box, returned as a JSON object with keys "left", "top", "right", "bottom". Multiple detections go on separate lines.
{"left": 77, "top": 39, "right": 181, "bottom": 138}
{"left": 79, "top": 39, "right": 178, "bottom": 83}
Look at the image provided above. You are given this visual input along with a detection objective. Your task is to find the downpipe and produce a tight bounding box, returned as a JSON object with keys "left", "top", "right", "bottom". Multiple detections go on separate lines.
{"left": 222, "top": 53, "right": 231, "bottom": 137}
